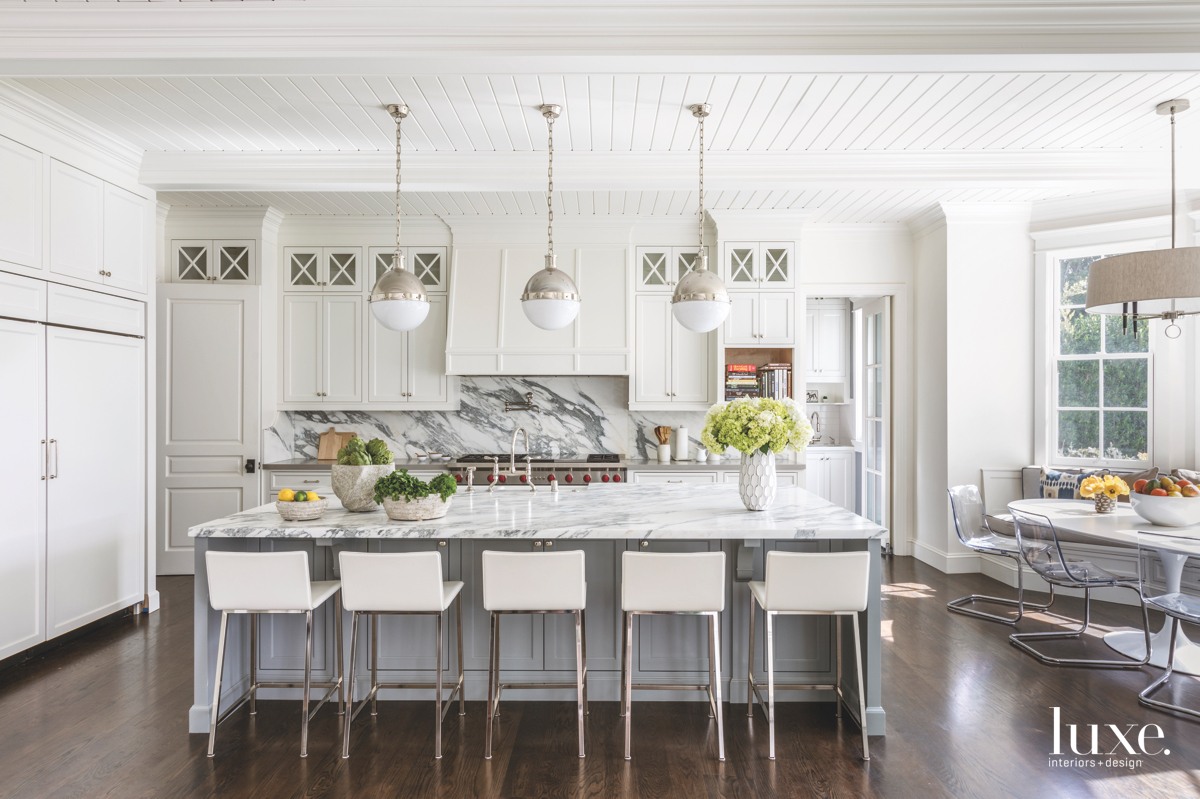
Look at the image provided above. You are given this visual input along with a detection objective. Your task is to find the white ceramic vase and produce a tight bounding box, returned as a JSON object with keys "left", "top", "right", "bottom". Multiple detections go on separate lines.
{"left": 739, "top": 450, "right": 777, "bottom": 511}
{"left": 331, "top": 463, "right": 395, "bottom": 512}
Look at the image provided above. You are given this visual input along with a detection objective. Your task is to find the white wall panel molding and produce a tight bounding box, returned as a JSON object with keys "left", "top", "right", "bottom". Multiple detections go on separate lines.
{"left": 139, "top": 149, "right": 1169, "bottom": 194}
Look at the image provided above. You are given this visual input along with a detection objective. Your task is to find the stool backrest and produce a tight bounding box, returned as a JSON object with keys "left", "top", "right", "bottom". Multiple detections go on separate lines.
{"left": 206, "top": 550, "right": 313, "bottom": 612}
{"left": 1136, "top": 532, "right": 1200, "bottom": 614}
{"left": 339, "top": 551, "right": 446, "bottom": 612}
{"left": 947, "top": 484, "right": 990, "bottom": 548}
{"left": 1009, "top": 509, "right": 1070, "bottom": 584}
{"left": 482, "top": 549, "right": 586, "bottom": 611}
{"left": 764, "top": 550, "right": 870, "bottom": 612}
{"left": 621, "top": 551, "right": 726, "bottom": 612}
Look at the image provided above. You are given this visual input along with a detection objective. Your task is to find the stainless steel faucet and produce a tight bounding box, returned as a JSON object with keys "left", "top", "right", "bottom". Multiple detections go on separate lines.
{"left": 810, "top": 411, "right": 821, "bottom": 434}
{"left": 510, "top": 427, "right": 535, "bottom": 492}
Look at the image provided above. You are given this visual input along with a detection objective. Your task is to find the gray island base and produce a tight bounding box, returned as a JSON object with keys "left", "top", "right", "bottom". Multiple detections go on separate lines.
{"left": 189, "top": 483, "right": 888, "bottom": 737}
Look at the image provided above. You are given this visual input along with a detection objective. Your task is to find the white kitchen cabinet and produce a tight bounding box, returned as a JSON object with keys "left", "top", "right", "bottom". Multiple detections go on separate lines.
{"left": 807, "top": 305, "right": 848, "bottom": 383}
{"left": 268, "top": 470, "right": 332, "bottom": 496}
{"left": 0, "top": 315, "right": 47, "bottom": 660}
{"left": 49, "top": 160, "right": 104, "bottom": 284}
{"left": 807, "top": 449, "right": 854, "bottom": 511}
{"left": 634, "top": 246, "right": 708, "bottom": 291}
{"left": 723, "top": 242, "right": 794, "bottom": 289}
{"left": 48, "top": 161, "right": 149, "bottom": 294}
{"left": 368, "top": 294, "right": 456, "bottom": 407}
{"left": 723, "top": 292, "right": 795, "bottom": 345}
{"left": 0, "top": 136, "right": 43, "bottom": 271}
{"left": 630, "top": 471, "right": 718, "bottom": 484}
{"left": 172, "top": 240, "right": 256, "bottom": 283}
{"left": 720, "top": 470, "right": 802, "bottom": 487}
{"left": 284, "top": 246, "right": 363, "bottom": 291}
{"left": 282, "top": 294, "right": 363, "bottom": 404}
{"left": 0, "top": 279, "right": 146, "bottom": 655}
{"left": 632, "top": 294, "right": 715, "bottom": 408}
{"left": 367, "top": 246, "right": 448, "bottom": 292}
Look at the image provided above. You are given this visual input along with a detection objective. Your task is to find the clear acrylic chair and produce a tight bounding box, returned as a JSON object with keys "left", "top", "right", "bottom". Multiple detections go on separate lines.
{"left": 1136, "top": 531, "right": 1200, "bottom": 721}
{"left": 946, "top": 485, "right": 1054, "bottom": 624}
{"left": 1009, "top": 508, "right": 1150, "bottom": 668}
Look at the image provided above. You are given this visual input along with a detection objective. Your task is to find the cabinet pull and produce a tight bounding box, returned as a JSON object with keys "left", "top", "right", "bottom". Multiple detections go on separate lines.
{"left": 303, "top": 479, "right": 320, "bottom": 484}
{"left": 640, "top": 540, "right": 650, "bottom": 548}
{"left": 544, "top": 541, "right": 554, "bottom": 548}
{"left": 49, "top": 438, "right": 59, "bottom": 479}
{"left": 667, "top": 479, "right": 683, "bottom": 483}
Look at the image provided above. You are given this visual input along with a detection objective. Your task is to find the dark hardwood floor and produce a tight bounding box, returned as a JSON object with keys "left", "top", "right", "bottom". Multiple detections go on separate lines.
{"left": 2, "top": 558, "right": 1198, "bottom": 799}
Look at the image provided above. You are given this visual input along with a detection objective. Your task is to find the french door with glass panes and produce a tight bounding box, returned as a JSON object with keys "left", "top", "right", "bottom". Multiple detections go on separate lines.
{"left": 859, "top": 297, "right": 891, "bottom": 551}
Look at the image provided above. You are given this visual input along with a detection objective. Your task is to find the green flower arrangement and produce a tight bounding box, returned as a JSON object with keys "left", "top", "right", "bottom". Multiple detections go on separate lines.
{"left": 700, "top": 397, "right": 814, "bottom": 456}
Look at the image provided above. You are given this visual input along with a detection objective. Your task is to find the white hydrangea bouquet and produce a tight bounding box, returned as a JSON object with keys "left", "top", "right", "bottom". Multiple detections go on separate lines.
{"left": 700, "top": 397, "right": 814, "bottom": 511}
{"left": 700, "top": 397, "right": 814, "bottom": 456}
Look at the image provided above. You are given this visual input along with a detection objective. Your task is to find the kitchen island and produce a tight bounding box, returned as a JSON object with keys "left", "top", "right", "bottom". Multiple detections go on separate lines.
{"left": 188, "top": 483, "right": 887, "bottom": 736}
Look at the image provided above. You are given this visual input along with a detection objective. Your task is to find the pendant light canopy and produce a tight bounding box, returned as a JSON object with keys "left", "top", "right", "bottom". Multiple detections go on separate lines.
{"left": 370, "top": 103, "right": 430, "bottom": 332}
{"left": 521, "top": 104, "right": 581, "bottom": 330}
{"left": 1085, "top": 99, "right": 1200, "bottom": 339}
{"left": 671, "top": 103, "right": 731, "bottom": 333}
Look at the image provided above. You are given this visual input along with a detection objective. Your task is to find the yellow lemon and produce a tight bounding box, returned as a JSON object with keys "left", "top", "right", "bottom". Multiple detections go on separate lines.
{"left": 277, "top": 488, "right": 295, "bottom": 502}
{"left": 306, "top": 491, "right": 320, "bottom": 502}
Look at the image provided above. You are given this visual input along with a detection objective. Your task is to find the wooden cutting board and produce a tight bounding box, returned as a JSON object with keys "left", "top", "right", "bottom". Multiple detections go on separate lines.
{"left": 317, "top": 428, "right": 357, "bottom": 461}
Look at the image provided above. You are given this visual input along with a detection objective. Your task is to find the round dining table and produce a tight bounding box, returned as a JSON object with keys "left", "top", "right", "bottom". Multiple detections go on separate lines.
{"left": 1009, "top": 498, "right": 1200, "bottom": 676}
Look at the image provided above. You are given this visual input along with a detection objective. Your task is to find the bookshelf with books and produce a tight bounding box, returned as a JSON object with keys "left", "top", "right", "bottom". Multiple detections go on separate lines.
{"left": 721, "top": 347, "right": 795, "bottom": 402}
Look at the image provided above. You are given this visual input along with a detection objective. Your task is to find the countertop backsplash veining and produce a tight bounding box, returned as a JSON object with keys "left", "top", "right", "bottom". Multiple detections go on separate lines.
{"left": 265, "top": 377, "right": 710, "bottom": 462}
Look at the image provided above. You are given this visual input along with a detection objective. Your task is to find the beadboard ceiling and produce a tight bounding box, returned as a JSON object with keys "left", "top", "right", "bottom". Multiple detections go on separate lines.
{"left": 4, "top": 2, "right": 1200, "bottom": 223}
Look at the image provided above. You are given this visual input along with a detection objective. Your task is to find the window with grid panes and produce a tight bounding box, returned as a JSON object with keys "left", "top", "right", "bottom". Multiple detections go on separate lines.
{"left": 1053, "top": 253, "right": 1151, "bottom": 465}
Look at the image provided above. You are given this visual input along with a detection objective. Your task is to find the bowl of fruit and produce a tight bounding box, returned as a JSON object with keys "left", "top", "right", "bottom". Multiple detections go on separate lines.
{"left": 275, "top": 488, "right": 328, "bottom": 521}
{"left": 1130, "top": 475, "right": 1200, "bottom": 527}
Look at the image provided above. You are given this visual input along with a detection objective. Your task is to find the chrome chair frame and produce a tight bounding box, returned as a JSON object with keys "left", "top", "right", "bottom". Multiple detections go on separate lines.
{"left": 620, "top": 610, "right": 725, "bottom": 762}
{"left": 1009, "top": 509, "right": 1151, "bottom": 669}
{"left": 484, "top": 608, "right": 588, "bottom": 760}
{"left": 747, "top": 602, "right": 869, "bottom": 761}
{"left": 342, "top": 600, "right": 466, "bottom": 759}
{"left": 947, "top": 486, "right": 1055, "bottom": 625}
{"left": 208, "top": 596, "right": 345, "bottom": 758}
{"left": 1136, "top": 533, "right": 1200, "bottom": 722}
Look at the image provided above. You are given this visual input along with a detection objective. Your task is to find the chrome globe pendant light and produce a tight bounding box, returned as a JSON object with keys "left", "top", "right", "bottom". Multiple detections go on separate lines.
{"left": 671, "top": 103, "right": 730, "bottom": 333}
{"left": 369, "top": 103, "right": 430, "bottom": 332}
{"left": 521, "top": 104, "right": 581, "bottom": 330}
{"left": 1086, "top": 99, "right": 1200, "bottom": 339}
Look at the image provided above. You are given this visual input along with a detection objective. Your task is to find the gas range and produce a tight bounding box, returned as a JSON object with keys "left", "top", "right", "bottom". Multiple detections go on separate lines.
{"left": 451, "top": 453, "right": 627, "bottom": 489}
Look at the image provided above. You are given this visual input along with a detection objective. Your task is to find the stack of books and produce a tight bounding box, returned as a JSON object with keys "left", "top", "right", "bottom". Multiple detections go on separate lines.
{"left": 724, "top": 363, "right": 759, "bottom": 399}
{"left": 758, "top": 363, "right": 791, "bottom": 400}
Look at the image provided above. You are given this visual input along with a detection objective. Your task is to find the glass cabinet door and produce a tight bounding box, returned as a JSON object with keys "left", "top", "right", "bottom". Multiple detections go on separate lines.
{"left": 725, "top": 243, "right": 757, "bottom": 285}
{"left": 215, "top": 241, "right": 254, "bottom": 282}
{"left": 173, "top": 241, "right": 210, "bottom": 281}
{"left": 636, "top": 247, "right": 672, "bottom": 290}
{"left": 284, "top": 248, "right": 321, "bottom": 290}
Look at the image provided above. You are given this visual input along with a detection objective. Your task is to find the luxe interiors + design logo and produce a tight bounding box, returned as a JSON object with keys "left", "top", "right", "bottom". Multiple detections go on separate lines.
{"left": 1048, "top": 706, "right": 1172, "bottom": 771}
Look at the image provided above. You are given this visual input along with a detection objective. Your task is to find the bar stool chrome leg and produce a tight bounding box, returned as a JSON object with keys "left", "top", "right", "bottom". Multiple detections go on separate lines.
{"left": 371, "top": 613, "right": 379, "bottom": 716}
{"left": 301, "top": 610, "right": 313, "bottom": 757}
{"left": 709, "top": 611, "right": 726, "bottom": 762}
{"left": 457, "top": 598, "right": 466, "bottom": 718}
{"left": 746, "top": 598, "right": 756, "bottom": 718}
{"left": 575, "top": 609, "right": 586, "bottom": 758}
{"left": 485, "top": 611, "right": 498, "bottom": 760}
{"left": 835, "top": 615, "right": 842, "bottom": 719}
{"left": 853, "top": 613, "right": 869, "bottom": 760}
{"left": 249, "top": 614, "right": 258, "bottom": 716}
{"left": 342, "top": 610, "right": 360, "bottom": 759}
{"left": 207, "top": 611, "right": 230, "bottom": 758}
{"left": 765, "top": 610, "right": 776, "bottom": 760}
{"left": 623, "top": 611, "right": 634, "bottom": 760}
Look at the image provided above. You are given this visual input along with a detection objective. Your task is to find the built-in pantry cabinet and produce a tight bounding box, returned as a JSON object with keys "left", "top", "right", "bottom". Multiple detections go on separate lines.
{"left": 0, "top": 274, "right": 146, "bottom": 659}
{"left": 282, "top": 293, "right": 363, "bottom": 404}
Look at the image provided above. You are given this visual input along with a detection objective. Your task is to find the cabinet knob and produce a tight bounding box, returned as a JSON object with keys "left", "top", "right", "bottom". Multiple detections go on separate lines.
{"left": 533, "top": 541, "right": 543, "bottom": 548}
{"left": 640, "top": 540, "right": 649, "bottom": 548}
{"left": 544, "top": 541, "right": 554, "bottom": 548}
{"left": 438, "top": 541, "right": 447, "bottom": 548}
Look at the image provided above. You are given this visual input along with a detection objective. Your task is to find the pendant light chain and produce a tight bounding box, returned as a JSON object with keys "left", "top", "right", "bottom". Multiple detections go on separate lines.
{"left": 697, "top": 111, "right": 705, "bottom": 257}
{"left": 394, "top": 108, "right": 404, "bottom": 267}
{"left": 546, "top": 110, "right": 555, "bottom": 261}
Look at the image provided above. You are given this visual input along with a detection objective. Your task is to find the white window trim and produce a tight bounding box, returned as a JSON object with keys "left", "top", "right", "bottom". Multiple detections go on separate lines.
{"left": 1038, "top": 240, "right": 1160, "bottom": 470}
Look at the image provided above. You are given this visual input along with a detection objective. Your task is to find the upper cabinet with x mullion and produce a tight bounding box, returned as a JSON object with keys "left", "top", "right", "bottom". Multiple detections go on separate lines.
{"left": 283, "top": 246, "right": 364, "bottom": 291}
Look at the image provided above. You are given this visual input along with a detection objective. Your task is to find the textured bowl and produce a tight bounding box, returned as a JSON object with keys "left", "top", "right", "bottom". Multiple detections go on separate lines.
{"left": 1131, "top": 493, "right": 1200, "bottom": 528}
{"left": 332, "top": 463, "right": 394, "bottom": 512}
{"left": 276, "top": 498, "right": 327, "bottom": 521}
{"left": 382, "top": 495, "right": 452, "bottom": 521}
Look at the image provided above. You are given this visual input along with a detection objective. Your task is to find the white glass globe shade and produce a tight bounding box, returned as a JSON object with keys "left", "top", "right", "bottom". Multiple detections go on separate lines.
{"left": 370, "top": 298, "right": 430, "bottom": 332}
{"left": 522, "top": 298, "right": 580, "bottom": 330}
{"left": 672, "top": 299, "right": 730, "bottom": 333}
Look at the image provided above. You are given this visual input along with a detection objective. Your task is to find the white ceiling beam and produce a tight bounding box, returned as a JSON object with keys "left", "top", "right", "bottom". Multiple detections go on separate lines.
{"left": 139, "top": 149, "right": 1177, "bottom": 193}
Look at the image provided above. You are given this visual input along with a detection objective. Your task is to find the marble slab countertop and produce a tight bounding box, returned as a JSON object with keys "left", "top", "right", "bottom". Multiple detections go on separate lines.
{"left": 263, "top": 457, "right": 806, "bottom": 472}
{"left": 190, "top": 483, "right": 884, "bottom": 541}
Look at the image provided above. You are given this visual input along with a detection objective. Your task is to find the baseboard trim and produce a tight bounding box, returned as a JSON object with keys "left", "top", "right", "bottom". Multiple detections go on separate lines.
{"left": 912, "top": 541, "right": 980, "bottom": 574}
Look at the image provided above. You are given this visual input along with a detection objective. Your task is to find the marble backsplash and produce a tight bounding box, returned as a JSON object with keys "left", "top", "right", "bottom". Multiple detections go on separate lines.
{"left": 264, "top": 377, "right": 710, "bottom": 463}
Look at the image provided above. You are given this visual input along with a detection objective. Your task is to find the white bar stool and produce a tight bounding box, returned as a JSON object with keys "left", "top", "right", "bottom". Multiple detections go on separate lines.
{"left": 339, "top": 551, "right": 465, "bottom": 760}
{"left": 482, "top": 549, "right": 588, "bottom": 759}
{"left": 205, "top": 550, "right": 344, "bottom": 758}
{"left": 747, "top": 550, "right": 870, "bottom": 761}
{"left": 620, "top": 550, "right": 726, "bottom": 762}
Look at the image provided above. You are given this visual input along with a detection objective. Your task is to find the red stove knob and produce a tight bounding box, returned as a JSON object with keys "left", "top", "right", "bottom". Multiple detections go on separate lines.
{"left": 520, "top": 474, "right": 528, "bottom": 483}
{"left": 601, "top": 473, "right": 610, "bottom": 483}
{"left": 613, "top": 474, "right": 622, "bottom": 483}
{"left": 565, "top": 473, "right": 574, "bottom": 483}
{"left": 499, "top": 474, "right": 507, "bottom": 483}
{"left": 547, "top": 474, "right": 557, "bottom": 482}
{"left": 487, "top": 474, "right": 496, "bottom": 483}
{"left": 583, "top": 473, "right": 592, "bottom": 483}
{"left": 454, "top": 473, "right": 462, "bottom": 483}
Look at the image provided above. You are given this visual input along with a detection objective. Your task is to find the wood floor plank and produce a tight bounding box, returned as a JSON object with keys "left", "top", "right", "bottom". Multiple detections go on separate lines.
{"left": 1, "top": 560, "right": 1198, "bottom": 798}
